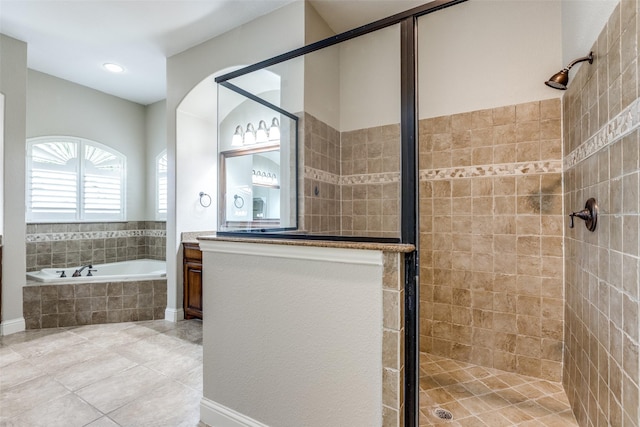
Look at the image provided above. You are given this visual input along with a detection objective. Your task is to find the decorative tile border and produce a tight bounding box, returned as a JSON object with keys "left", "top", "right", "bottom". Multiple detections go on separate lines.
{"left": 341, "top": 172, "right": 400, "bottom": 185}
{"left": 305, "top": 166, "right": 400, "bottom": 185}
{"left": 306, "top": 160, "right": 562, "bottom": 186}
{"left": 420, "top": 161, "right": 563, "bottom": 181}
{"left": 304, "top": 166, "right": 340, "bottom": 185}
{"left": 565, "top": 96, "right": 640, "bottom": 169}
{"left": 26, "top": 229, "right": 166, "bottom": 243}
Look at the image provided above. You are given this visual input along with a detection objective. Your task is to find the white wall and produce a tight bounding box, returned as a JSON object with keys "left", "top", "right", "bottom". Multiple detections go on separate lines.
{"left": 418, "top": 0, "right": 563, "bottom": 119}
{"left": 27, "top": 70, "right": 148, "bottom": 220}
{"left": 199, "top": 240, "right": 383, "bottom": 427}
{"left": 561, "top": 0, "right": 619, "bottom": 66}
{"left": 175, "top": 110, "right": 217, "bottom": 231}
{"left": 145, "top": 100, "right": 167, "bottom": 220}
{"left": 0, "top": 34, "right": 27, "bottom": 333}
{"left": 165, "top": 1, "right": 306, "bottom": 319}
{"left": 339, "top": 24, "right": 401, "bottom": 132}
{"left": 303, "top": 2, "right": 340, "bottom": 130}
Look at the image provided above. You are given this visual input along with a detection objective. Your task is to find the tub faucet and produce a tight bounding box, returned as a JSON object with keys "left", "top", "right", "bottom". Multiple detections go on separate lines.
{"left": 72, "top": 264, "right": 93, "bottom": 277}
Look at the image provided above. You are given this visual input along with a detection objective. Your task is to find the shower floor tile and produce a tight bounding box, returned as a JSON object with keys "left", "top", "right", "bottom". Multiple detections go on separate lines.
{"left": 0, "top": 319, "right": 204, "bottom": 427}
{"left": 419, "top": 352, "right": 578, "bottom": 426}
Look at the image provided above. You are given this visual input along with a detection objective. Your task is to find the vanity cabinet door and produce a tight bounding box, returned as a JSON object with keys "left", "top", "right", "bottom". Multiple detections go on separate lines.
{"left": 183, "top": 243, "right": 203, "bottom": 319}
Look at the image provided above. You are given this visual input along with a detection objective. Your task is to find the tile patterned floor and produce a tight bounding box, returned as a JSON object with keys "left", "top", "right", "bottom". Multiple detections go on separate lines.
{"left": 419, "top": 353, "right": 579, "bottom": 426}
{"left": 0, "top": 319, "right": 204, "bottom": 427}
{"left": 2, "top": 321, "right": 580, "bottom": 426}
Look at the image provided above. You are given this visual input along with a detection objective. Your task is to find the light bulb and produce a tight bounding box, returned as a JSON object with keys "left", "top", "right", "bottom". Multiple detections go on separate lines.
{"left": 231, "top": 125, "right": 244, "bottom": 146}
{"left": 256, "top": 120, "right": 268, "bottom": 143}
{"left": 269, "top": 117, "right": 280, "bottom": 141}
{"left": 244, "top": 123, "right": 256, "bottom": 145}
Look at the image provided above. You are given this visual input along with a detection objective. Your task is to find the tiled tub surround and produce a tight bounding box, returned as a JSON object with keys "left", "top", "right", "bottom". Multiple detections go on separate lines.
{"left": 23, "top": 280, "right": 167, "bottom": 329}
{"left": 26, "top": 221, "right": 166, "bottom": 272}
{"left": 562, "top": 2, "right": 640, "bottom": 426}
{"left": 302, "top": 113, "right": 401, "bottom": 238}
{"left": 419, "top": 99, "right": 566, "bottom": 381}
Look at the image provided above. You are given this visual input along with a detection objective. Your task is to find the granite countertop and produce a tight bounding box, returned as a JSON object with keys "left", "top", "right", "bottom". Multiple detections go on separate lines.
{"left": 197, "top": 234, "right": 415, "bottom": 253}
{"left": 181, "top": 231, "right": 216, "bottom": 244}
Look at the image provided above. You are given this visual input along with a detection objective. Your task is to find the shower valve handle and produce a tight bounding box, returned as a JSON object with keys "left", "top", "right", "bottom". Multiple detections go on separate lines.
{"left": 87, "top": 269, "right": 98, "bottom": 277}
{"left": 569, "top": 210, "right": 591, "bottom": 228}
{"left": 569, "top": 198, "right": 598, "bottom": 232}
{"left": 56, "top": 270, "right": 66, "bottom": 278}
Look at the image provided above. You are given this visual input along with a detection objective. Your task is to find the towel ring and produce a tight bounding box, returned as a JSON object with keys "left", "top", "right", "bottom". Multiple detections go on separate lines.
{"left": 199, "top": 192, "right": 212, "bottom": 208}
{"left": 233, "top": 194, "right": 244, "bottom": 208}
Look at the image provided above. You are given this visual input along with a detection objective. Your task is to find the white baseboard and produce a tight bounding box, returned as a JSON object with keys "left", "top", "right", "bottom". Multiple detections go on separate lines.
{"left": 200, "top": 397, "right": 269, "bottom": 427}
{"left": 0, "top": 317, "right": 26, "bottom": 335}
{"left": 164, "top": 307, "right": 184, "bottom": 322}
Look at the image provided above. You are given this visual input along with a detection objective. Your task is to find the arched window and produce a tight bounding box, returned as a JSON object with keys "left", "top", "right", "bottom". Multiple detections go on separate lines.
{"left": 27, "top": 137, "right": 126, "bottom": 221}
{"left": 156, "top": 150, "right": 167, "bottom": 219}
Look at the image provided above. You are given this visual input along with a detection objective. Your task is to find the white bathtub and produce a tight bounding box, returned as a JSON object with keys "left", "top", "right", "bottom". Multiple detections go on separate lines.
{"left": 26, "top": 259, "right": 166, "bottom": 283}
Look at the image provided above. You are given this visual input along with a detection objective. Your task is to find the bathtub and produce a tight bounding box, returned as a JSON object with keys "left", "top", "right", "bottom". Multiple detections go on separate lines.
{"left": 26, "top": 259, "right": 166, "bottom": 283}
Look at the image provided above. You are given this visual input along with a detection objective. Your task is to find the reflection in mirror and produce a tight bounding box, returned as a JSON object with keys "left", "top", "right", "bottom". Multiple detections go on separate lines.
{"left": 217, "top": 80, "right": 298, "bottom": 232}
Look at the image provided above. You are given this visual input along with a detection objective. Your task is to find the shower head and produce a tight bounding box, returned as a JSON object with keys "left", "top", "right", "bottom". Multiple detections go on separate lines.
{"left": 545, "top": 52, "right": 594, "bottom": 90}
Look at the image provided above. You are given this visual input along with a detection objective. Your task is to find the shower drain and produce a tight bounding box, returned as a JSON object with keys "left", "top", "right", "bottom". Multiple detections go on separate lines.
{"left": 433, "top": 408, "right": 453, "bottom": 420}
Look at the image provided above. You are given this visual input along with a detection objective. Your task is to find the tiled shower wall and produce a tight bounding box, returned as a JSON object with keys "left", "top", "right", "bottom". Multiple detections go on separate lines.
{"left": 563, "top": 1, "right": 640, "bottom": 426}
{"left": 302, "top": 113, "right": 401, "bottom": 238}
{"left": 302, "top": 113, "right": 341, "bottom": 234}
{"left": 26, "top": 221, "right": 166, "bottom": 271}
{"left": 418, "top": 99, "right": 565, "bottom": 381}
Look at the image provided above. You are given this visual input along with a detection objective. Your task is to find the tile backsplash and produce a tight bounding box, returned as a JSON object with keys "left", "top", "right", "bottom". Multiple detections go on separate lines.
{"left": 26, "top": 221, "right": 166, "bottom": 271}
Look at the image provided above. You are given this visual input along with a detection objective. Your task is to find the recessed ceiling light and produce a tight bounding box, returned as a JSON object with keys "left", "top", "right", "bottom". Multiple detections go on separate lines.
{"left": 103, "top": 63, "right": 125, "bottom": 73}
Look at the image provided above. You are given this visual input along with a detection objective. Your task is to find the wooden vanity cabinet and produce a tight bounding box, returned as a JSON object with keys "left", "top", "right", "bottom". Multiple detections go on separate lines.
{"left": 183, "top": 242, "right": 203, "bottom": 319}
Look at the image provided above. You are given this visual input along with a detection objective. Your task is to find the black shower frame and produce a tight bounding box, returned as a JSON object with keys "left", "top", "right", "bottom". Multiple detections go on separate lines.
{"left": 214, "top": 1, "right": 467, "bottom": 426}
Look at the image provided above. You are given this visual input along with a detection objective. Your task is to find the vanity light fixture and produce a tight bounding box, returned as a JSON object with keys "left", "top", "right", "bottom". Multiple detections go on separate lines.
{"left": 256, "top": 120, "right": 269, "bottom": 143}
{"left": 545, "top": 52, "right": 593, "bottom": 90}
{"left": 231, "top": 125, "right": 244, "bottom": 146}
{"left": 103, "top": 63, "right": 125, "bottom": 73}
{"left": 269, "top": 117, "right": 280, "bottom": 141}
{"left": 244, "top": 123, "right": 256, "bottom": 145}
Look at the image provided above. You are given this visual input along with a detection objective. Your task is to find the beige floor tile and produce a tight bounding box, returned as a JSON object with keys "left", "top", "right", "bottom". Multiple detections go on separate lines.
{"left": 0, "top": 359, "right": 44, "bottom": 389}
{"left": 419, "top": 352, "right": 578, "bottom": 427}
{"left": 76, "top": 365, "right": 166, "bottom": 413}
{"left": 0, "top": 319, "right": 203, "bottom": 427}
{"left": 476, "top": 410, "right": 514, "bottom": 427}
{"left": 74, "top": 323, "right": 158, "bottom": 348}
{"left": 111, "top": 332, "right": 186, "bottom": 364}
{"left": 0, "top": 375, "right": 70, "bottom": 420}
{"left": 84, "top": 416, "right": 120, "bottom": 427}
{"left": 108, "top": 379, "right": 201, "bottom": 427}
{"left": 10, "top": 331, "right": 85, "bottom": 359}
{"left": 144, "top": 349, "right": 202, "bottom": 380}
{"left": 54, "top": 351, "right": 137, "bottom": 390}
{"left": 5, "top": 393, "right": 102, "bottom": 427}
{"left": 29, "top": 340, "right": 102, "bottom": 374}
{"left": 176, "top": 365, "right": 203, "bottom": 393}
{"left": 0, "top": 347, "right": 24, "bottom": 368}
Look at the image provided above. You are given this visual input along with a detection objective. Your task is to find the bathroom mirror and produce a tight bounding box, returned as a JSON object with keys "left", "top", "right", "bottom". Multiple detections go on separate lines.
{"left": 217, "top": 76, "right": 298, "bottom": 232}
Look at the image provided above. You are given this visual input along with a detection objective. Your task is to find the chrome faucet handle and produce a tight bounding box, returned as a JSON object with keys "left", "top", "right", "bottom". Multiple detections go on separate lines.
{"left": 56, "top": 270, "right": 67, "bottom": 278}
{"left": 87, "top": 269, "right": 98, "bottom": 277}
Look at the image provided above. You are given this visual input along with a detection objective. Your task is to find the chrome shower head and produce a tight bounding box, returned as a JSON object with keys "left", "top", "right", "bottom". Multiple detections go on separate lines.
{"left": 545, "top": 52, "right": 594, "bottom": 90}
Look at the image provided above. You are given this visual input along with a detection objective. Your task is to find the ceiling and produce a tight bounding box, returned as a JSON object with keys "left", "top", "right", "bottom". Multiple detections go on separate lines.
{"left": 0, "top": 0, "right": 427, "bottom": 106}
